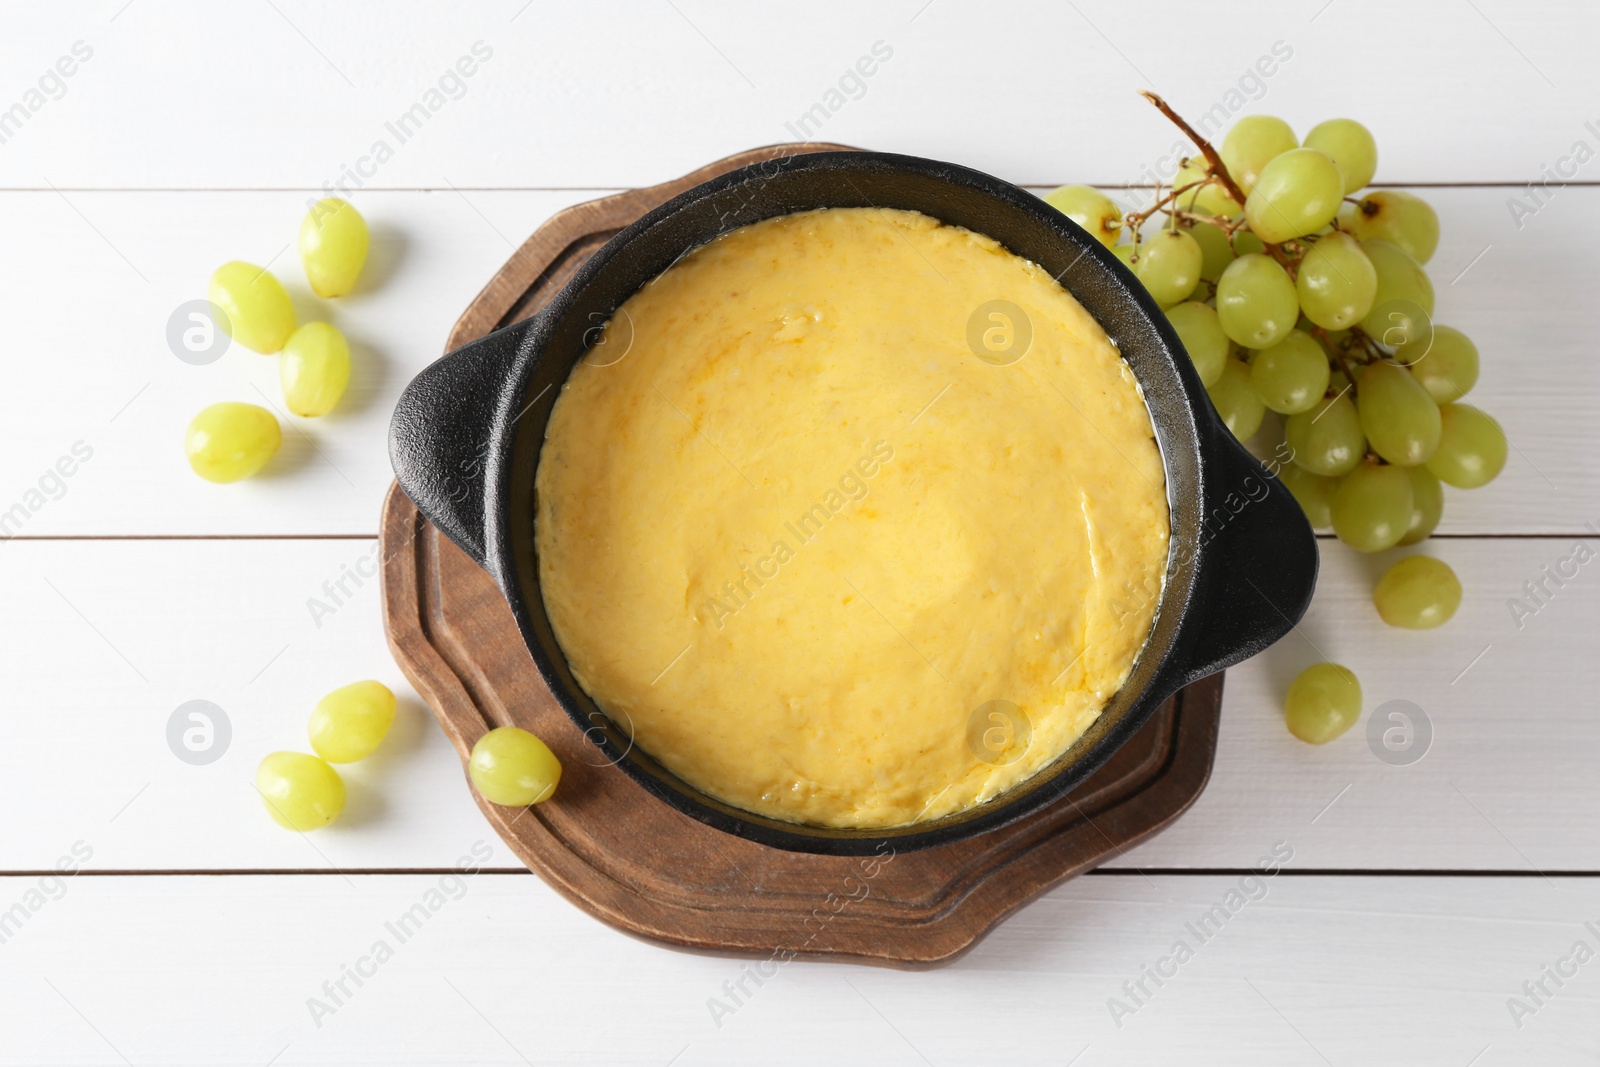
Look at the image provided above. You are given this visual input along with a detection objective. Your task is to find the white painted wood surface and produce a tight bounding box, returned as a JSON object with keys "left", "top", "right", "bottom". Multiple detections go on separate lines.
{"left": 2, "top": 873, "right": 1597, "bottom": 1065}
{"left": 5, "top": 0, "right": 1598, "bottom": 1060}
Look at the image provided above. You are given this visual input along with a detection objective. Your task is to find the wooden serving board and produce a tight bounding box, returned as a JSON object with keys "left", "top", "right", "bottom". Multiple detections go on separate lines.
{"left": 379, "top": 144, "right": 1223, "bottom": 966}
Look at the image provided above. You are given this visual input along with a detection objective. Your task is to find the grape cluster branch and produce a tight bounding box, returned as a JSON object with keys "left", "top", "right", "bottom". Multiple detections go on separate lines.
{"left": 1138, "top": 91, "right": 1297, "bottom": 274}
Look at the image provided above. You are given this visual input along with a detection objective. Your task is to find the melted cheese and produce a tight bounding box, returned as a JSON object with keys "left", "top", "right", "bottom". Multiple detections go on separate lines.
{"left": 535, "top": 207, "right": 1169, "bottom": 828}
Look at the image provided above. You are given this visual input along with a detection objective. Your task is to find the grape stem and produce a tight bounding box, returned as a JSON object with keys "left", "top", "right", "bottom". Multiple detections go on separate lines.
{"left": 1122, "top": 180, "right": 1207, "bottom": 240}
{"left": 1139, "top": 92, "right": 1248, "bottom": 206}
{"left": 1313, "top": 325, "right": 1362, "bottom": 398}
{"left": 1138, "top": 90, "right": 1297, "bottom": 274}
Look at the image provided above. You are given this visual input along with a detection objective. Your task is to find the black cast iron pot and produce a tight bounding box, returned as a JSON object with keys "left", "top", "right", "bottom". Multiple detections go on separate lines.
{"left": 389, "top": 150, "right": 1318, "bottom": 856}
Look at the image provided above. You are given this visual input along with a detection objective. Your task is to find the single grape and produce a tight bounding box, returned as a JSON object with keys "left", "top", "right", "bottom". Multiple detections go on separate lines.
{"left": 1245, "top": 149, "right": 1347, "bottom": 243}
{"left": 1043, "top": 185, "right": 1123, "bottom": 248}
{"left": 1233, "top": 228, "right": 1265, "bottom": 257}
{"left": 1134, "top": 229, "right": 1203, "bottom": 307}
{"left": 1357, "top": 360, "right": 1442, "bottom": 466}
{"left": 308, "top": 680, "right": 397, "bottom": 764}
{"left": 1399, "top": 465, "right": 1445, "bottom": 545}
{"left": 1216, "top": 253, "right": 1299, "bottom": 348}
{"left": 1206, "top": 359, "right": 1266, "bottom": 440}
{"left": 209, "top": 261, "right": 296, "bottom": 354}
{"left": 1332, "top": 461, "right": 1414, "bottom": 551}
{"left": 1407, "top": 325, "right": 1479, "bottom": 403}
{"left": 185, "top": 402, "right": 281, "bottom": 483}
{"left": 1303, "top": 118, "right": 1378, "bottom": 194}
{"left": 1175, "top": 157, "right": 1242, "bottom": 215}
{"left": 1250, "top": 331, "right": 1330, "bottom": 414}
{"left": 1286, "top": 394, "right": 1366, "bottom": 477}
{"left": 1221, "top": 115, "right": 1298, "bottom": 197}
{"left": 1339, "top": 190, "right": 1439, "bottom": 264}
{"left": 257, "top": 752, "right": 345, "bottom": 831}
{"left": 1112, "top": 243, "right": 1136, "bottom": 269}
{"left": 1374, "top": 555, "right": 1461, "bottom": 629}
{"left": 1187, "top": 219, "right": 1236, "bottom": 282}
{"left": 1387, "top": 317, "right": 1438, "bottom": 367}
{"left": 1359, "top": 239, "right": 1435, "bottom": 340}
{"left": 1296, "top": 232, "right": 1377, "bottom": 330}
{"left": 469, "top": 726, "right": 562, "bottom": 806}
{"left": 1284, "top": 663, "right": 1362, "bottom": 744}
{"left": 1278, "top": 462, "right": 1337, "bottom": 528}
{"left": 1426, "top": 404, "right": 1507, "bottom": 488}
{"left": 300, "top": 198, "right": 370, "bottom": 297}
{"left": 1165, "top": 301, "right": 1229, "bottom": 386}
{"left": 280, "top": 322, "right": 352, "bottom": 418}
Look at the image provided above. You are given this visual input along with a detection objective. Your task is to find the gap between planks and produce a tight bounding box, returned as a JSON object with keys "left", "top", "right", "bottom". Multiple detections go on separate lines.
{"left": 3, "top": 533, "right": 1591, "bottom": 542}
{"left": 0, "top": 181, "right": 1583, "bottom": 194}
{"left": 2, "top": 868, "right": 1596, "bottom": 879}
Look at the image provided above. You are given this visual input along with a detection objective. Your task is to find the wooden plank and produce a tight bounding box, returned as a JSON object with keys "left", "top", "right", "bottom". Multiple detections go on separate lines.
{"left": 0, "top": 189, "right": 592, "bottom": 538}
{"left": 3, "top": 536, "right": 1595, "bottom": 873}
{"left": 2, "top": 1, "right": 1596, "bottom": 188}
{"left": 1, "top": 186, "right": 1594, "bottom": 536}
{"left": 0, "top": 871, "right": 1593, "bottom": 1063}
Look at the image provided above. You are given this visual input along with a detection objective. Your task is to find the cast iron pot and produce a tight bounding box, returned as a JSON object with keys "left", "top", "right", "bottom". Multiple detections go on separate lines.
{"left": 389, "top": 150, "right": 1318, "bottom": 856}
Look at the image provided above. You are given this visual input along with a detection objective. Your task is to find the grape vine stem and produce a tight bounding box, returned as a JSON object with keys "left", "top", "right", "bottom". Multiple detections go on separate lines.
{"left": 1313, "top": 326, "right": 1362, "bottom": 398}
{"left": 1138, "top": 90, "right": 1296, "bottom": 273}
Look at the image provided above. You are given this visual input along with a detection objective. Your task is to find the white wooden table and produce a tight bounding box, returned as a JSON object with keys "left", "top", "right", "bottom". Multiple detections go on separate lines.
{"left": 4, "top": 1, "right": 1598, "bottom": 1062}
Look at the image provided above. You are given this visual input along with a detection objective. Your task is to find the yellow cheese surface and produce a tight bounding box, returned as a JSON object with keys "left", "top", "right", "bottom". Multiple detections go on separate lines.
{"left": 535, "top": 207, "right": 1169, "bottom": 828}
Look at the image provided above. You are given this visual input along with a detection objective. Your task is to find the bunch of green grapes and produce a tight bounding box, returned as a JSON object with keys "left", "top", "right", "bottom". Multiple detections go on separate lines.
{"left": 1045, "top": 99, "right": 1500, "bottom": 745}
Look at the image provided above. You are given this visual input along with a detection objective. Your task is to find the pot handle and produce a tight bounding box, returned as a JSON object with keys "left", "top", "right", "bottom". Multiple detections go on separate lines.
{"left": 388, "top": 316, "right": 539, "bottom": 569}
{"left": 1178, "top": 432, "right": 1319, "bottom": 685}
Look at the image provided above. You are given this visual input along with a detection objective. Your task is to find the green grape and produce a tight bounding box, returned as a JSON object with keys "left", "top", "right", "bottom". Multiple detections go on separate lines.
{"left": 1331, "top": 461, "right": 1414, "bottom": 552}
{"left": 1175, "top": 158, "right": 1242, "bottom": 215}
{"left": 1187, "top": 219, "right": 1236, "bottom": 281}
{"left": 1357, "top": 360, "right": 1442, "bottom": 466}
{"left": 1408, "top": 325, "right": 1479, "bottom": 402}
{"left": 1278, "top": 462, "right": 1337, "bottom": 528}
{"left": 308, "top": 680, "right": 397, "bottom": 764}
{"left": 257, "top": 752, "right": 345, "bottom": 831}
{"left": 1387, "top": 317, "right": 1437, "bottom": 367}
{"left": 1426, "top": 404, "right": 1507, "bottom": 488}
{"left": 1221, "top": 115, "right": 1298, "bottom": 197}
{"left": 1206, "top": 359, "right": 1266, "bottom": 440}
{"left": 1286, "top": 394, "right": 1366, "bottom": 476}
{"left": 1296, "top": 232, "right": 1377, "bottom": 330}
{"left": 280, "top": 322, "right": 352, "bottom": 418}
{"left": 1374, "top": 555, "right": 1461, "bottom": 629}
{"left": 1303, "top": 119, "right": 1378, "bottom": 194}
{"left": 300, "top": 198, "right": 370, "bottom": 297}
{"left": 1043, "top": 184, "right": 1122, "bottom": 248}
{"left": 1216, "top": 253, "right": 1299, "bottom": 348}
{"left": 1284, "top": 662, "right": 1362, "bottom": 744}
{"left": 1359, "top": 239, "right": 1435, "bottom": 340}
{"left": 1339, "top": 190, "right": 1439, "bottom": 264}
{"left": 1250, "top": 331, "right": 1329, "bottom": 414}
{"left": 1233, "top": 227, "right": 1265, "bottom": 257}
{"left": 1399, "top": 465, "right": 1445, "bottom": 545}
{"left": 1245, "top": 149, "right": 1346, "bottom": 243}
{"left": 1134, "top": 230, "right": 1203, "bottom": 307}
{"left": 1112, "top": 243, "right": 1136, "bottom": 268}
{"left": 1165, "top": 301, "right": 1229, "bottom": 386}
{"left": 185, "top": 402, "right": 281, "bottom": 483}
{"left": 209, "top": 261, "right": 296, "bottom": 354}
{"left": 469, "top": 726, "right": 562, "bottom": 806}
